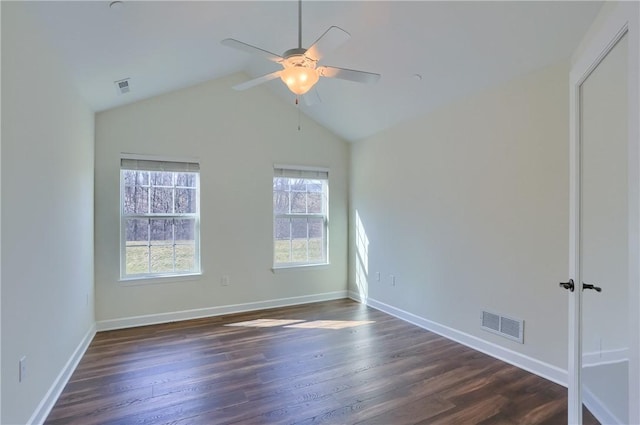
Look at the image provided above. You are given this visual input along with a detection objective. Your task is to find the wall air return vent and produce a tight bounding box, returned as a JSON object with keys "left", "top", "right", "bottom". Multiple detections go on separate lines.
{"left": 114, "top": 78, "right": 131, "bottom": 95}
{"left": 481, "top": 310, "right": 524, "bottom": 344}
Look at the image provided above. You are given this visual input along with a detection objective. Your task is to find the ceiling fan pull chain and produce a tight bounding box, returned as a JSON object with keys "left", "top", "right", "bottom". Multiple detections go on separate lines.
{"left": 297, "top": 97, "right": 301, "bottom": 131}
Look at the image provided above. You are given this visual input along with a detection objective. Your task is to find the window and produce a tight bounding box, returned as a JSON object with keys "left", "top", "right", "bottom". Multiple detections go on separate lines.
{"left": 120, "top": 157, "right": 200, "bottom": 279}
{"left": 273, "top": 166, "right": 328, "bottom": 267}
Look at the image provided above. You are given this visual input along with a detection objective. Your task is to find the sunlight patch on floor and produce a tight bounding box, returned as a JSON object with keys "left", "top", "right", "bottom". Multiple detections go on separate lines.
{"left": 225, "top": 319, "right": 305, "bottom": 328}
{"left": 285, "top": 320, "right": 375, "bottom": 330}
{"left": 225, "top": 319, "right": 375, "bottom": 330}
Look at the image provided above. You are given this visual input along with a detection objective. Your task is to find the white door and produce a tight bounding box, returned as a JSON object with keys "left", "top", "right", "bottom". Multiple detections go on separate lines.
{"left": 580, "top": 32, "right": 628, "bottom": 424}
{"left": 568, "top": 3, "right": 639, "bottom": 424}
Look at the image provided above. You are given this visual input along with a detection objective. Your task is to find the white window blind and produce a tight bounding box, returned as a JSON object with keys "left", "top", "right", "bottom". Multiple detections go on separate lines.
{"left": 273, "top": 166, "right": 328, "bottom": 180}
{"left": 121, "top": 158, "right": 200, "bottom": 173}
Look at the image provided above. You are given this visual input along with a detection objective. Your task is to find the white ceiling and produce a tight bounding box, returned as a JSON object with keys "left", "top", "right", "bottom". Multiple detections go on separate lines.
{"left": 26, "top": 1, "right": 603, "bottom": 142}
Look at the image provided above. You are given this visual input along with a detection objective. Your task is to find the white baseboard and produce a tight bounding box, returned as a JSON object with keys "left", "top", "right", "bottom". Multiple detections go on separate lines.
{"left": 582, "top": 358, "right": 629, "bottom": 424}
{"left": 349, "top": 291, "right": 568, "bottom": 387}
{"left": 583, "top": 384, "right": 624, "bottom": 425}
{"left": 97, "top": 291, "right": 348, "bottom": 331}
{"left": 28, "top": 324, "right": 96, "bottom": 425}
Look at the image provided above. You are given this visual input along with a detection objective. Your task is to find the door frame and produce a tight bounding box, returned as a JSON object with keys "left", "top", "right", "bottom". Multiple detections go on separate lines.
{"left": 568, "top": 3, "right": 639, "bottom": 424}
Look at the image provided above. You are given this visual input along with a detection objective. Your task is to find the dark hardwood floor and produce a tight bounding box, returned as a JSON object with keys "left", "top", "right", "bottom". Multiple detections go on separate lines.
{"left": 45, "top": 299, "right": 598, "bottom": 424}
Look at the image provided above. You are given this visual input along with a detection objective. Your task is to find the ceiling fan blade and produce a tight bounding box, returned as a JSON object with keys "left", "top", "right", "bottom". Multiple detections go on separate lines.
{"left": 318, "top": 66, "right": 381, "bottom": 84}
{"left": 221, "top": 38, "right": 283, "bottom": 63}
{"left": 232, "top": 70, "right": 282, "bottom": 91}
{"left": 303, "top": 88, "right": 322, "bottom": 106}
{"left": 305, "top": 26, "right": 350, "bottom": 62}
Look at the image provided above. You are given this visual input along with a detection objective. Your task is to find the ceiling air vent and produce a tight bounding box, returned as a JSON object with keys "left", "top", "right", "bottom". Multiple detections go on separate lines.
{"left": 114, "top": 78, "right": 131, "bottom": 95}
{"left": 481, "top": 310, "right": 524, "bottom": 344}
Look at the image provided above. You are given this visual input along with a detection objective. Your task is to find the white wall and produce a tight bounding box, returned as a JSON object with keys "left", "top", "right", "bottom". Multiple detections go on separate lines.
{"left": 1, "top": 3, "right": 95, "bottom": 424}
{"left": 350, "top": 62, "right": 570, "bottom": 372}
{"left": 94, "top": 74, "right": 349, "bottom": 324}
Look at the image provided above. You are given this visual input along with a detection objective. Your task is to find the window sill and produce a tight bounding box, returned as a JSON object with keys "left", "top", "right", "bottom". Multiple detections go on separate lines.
{"left": 271, "top": 263, "right": 330, "bottom": 273}
{"left": 119, "top": 272, "right": 202, "bottom": 286}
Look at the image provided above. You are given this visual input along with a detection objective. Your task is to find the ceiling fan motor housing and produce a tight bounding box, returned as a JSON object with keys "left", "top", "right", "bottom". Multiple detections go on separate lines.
{"left": 283, "top": 48, "right": 308, "bottom": 60}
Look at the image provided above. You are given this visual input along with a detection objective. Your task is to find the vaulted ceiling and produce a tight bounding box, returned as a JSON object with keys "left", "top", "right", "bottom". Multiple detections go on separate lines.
{"left": 25, "top": 1, "right": 603, "bottom": 142}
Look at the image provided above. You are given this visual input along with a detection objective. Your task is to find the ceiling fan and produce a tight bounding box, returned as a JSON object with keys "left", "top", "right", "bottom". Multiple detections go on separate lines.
{"left": 221, "top": 0, "right": 381, "bottom": 98}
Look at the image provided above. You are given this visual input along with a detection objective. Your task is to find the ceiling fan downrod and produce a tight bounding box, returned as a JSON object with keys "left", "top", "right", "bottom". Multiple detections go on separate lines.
{"left": 298, "top": 0, "right": 302, "bottom": 49}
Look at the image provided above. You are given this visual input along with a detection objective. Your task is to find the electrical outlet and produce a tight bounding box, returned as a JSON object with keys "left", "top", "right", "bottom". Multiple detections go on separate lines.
{"left": 376, "top": 272, "right": 380, "bottom": 282}
{"left": 390, "top": 275, "right": 396, "bottom": 286}
{"left": 221, "top": 275, "right": 230, "bottom": 286}
{"left": 19, "top": 356, "right": 27, "bottom": 382}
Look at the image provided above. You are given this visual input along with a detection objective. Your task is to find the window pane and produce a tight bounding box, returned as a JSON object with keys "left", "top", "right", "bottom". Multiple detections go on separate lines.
{"left": 151, "top": 171, "right": 173, "bottom": 187}
{"left": 126, "top": 245, "right": 149, "bottom": 275}
{"left": 123, "top": 186, "right": 149, "bottom": 214}
{"left": 150, "top": 187, "right": 174, "bottom": 213}
{"left": 273, "top": 191, "right": 290, "bottom": 214}
{"left": 175, "top": 188, "right": 197, "bottom": 213}
{"left": 150, "top": 219, "right": 173, "bottom": 243}
{"left": 274, "top": 239, "right": 291, "bottom": 263}
{"left": 123, "top": 170, "right": 135, "bottom": 186}
{"left": 175, "top": 243, "right": 195, "bottom": 271}
{"left": 275, "top": 217, "right": 291, "bottom": 239}
{"left": 308, "top": 217, "right": 324, "bottom": 239}
{"left": 138, "top": 171, "right": 150, "bottom": 186}
{"left": 273, "top": 177, "right": 290, "bottom": 192}
{"left": 123, "top": 170, "right": 149, "bottom": 187}
{"left": 291, "top": 192, "right": 307, "bottom": 213}
{"left": 125, "top": 218, "right": 149, "bottom": 242}
{"left": 307, "top": 181, "right": 322, "bottom": 192}
{"left": 291, "top": 179, "right": 306, "bottom": 191}
{"left": 176, "top": 173, "right": 196, "bottom": 188}
{"left": 291, "top": 239, "right": 309, "bottom": 262}
{"left": 308, "top": 238, "right": 324, "bottom": 262}
{"left": 175, "top": 219, "right": 195, "bottom": 242}
{"left": 307, "top": 192, "right": 323, "bottom": 214}
{"left": 291, "top": 218, "right": 308, "bottom": 239}
{"left": 150, "top": 245, "right": 174, "bottom": 273}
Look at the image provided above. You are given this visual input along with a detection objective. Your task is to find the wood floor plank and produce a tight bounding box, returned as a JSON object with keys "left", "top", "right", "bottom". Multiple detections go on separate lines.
{"left": 45, "top": 299, "right": 598, "bottom": 425}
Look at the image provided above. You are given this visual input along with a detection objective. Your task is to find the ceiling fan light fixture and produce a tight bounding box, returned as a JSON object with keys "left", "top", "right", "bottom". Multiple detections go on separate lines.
{"left": 280, "top": 55, "right": 319, "bottom": 95}
{"left": 280, "top": 66, "right": 319, "bottom": 95}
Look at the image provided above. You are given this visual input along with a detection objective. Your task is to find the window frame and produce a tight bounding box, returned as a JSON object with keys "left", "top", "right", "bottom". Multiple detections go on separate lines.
{"left": 119, "top": 155, "right": 201, "bottom": 281}
{"left": 273, "top": 165, "right": 329, "bottom": 269}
